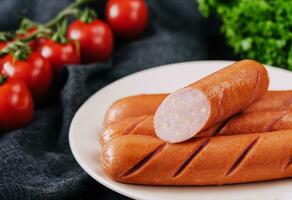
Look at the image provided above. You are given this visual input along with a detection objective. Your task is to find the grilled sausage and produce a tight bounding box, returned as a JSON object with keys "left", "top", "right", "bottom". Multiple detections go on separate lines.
{"left": 100, "top": 131, "right": 292, "bottom": 185}
{"left": 99, "top": 115, "right": 221, "bottom": 145}
{"left": 103, "top": 94, "right": 167, "bottom": 125}
{"left": 244, "top": 90, "right": 292, "bottom": 113}
{"left": 154, "top": 60, "right": 269, "bottom": 143}
{"left": 103, "top": 90, "right": 292, "bottom": 125}
{"left": 218, "top": 110, "right": 292, "bottom": 135}
{"left": 99, "top": 111, "right": 292, "bottom": 145}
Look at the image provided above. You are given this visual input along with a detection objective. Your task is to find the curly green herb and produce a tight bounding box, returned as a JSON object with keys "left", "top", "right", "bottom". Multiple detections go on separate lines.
{"left": 199, "top": 0, "right": 292, "bottom": 70}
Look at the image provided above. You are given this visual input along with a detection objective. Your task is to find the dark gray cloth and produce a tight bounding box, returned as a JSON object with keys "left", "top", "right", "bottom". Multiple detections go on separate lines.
{"left": 0, "top": 0, "right": 233, "bottom": 199}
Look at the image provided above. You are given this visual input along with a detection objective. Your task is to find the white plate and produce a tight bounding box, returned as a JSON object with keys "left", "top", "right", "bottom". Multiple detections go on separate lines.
{"left": 69, "top": 61, "right": 292, "bottom": 200}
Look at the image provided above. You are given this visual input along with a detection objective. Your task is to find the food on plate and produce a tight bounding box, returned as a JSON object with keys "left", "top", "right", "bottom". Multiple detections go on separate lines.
{"left": 0, "top": 77, "right": 34, "bottom": 132}
{"left": 99, "top": 111, "right": 292, "bottom": 145}
{"left": 243, "top": 90, "right": 292, "bottom": 113}
{"left": 105, "top": 0, "right": 149, "bottom": 40}
{"left": 103, "top": 90, "right": 292, "bottom": 125}
{"left": 100, "top": 115, "right": 220, "bottom": 145}
{"left": 1, "top": 52, "right": 52, "bottom": 103}
{"left": 100, "top": 115, "right": 153, "bottom": 145}
{"left": 154, "top": 60, "right": 269, "bottom": 143}
{"left": 103, "top": 93, "right": 167, "bottom": 125}
{"left": 218, "top": 110, "right": 292, "bottom": 135}
{"left": 100, "top": 59, "right": 292, "bottom": 186}
{"left": 100, "top": 132, "right": 292, "bottom": 185}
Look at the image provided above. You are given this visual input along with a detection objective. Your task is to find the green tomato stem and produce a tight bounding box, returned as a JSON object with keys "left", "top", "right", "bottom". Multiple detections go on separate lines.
{"left": 0, "top": 32, "right": 15, "bottom": 42}
{"left": 44, "top": 0, "right": 93, "bottom": 27}
{"left": 51, "top": 19, "right": 69, "bottom": 44}
{"left": 78, "top": 8, "right": 97, "bottom": 23}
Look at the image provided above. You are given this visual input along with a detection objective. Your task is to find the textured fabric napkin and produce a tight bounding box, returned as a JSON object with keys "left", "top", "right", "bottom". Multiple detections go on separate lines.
{"left": 0, "top": 0, "right": 232, "bottom": 199}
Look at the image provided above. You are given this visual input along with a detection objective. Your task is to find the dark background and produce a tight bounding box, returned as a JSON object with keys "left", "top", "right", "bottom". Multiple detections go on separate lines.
{"left": 0, "top": 0, "right": 236, "bottom": 199}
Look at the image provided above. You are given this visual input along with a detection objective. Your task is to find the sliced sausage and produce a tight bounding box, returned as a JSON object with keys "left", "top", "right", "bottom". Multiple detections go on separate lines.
{"left": 103, "top": 90, "right": 292, "bottom": 125}
{"left": 100, "top": 111, "right": 292, "bottom": 145}
{"left": 154, "top": 60, "right": 269, "bottom": 143}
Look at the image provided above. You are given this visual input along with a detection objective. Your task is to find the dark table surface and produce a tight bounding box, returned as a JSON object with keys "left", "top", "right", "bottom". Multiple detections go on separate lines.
{"left": 0, "top": 0, "right": 236, "bottom": 199}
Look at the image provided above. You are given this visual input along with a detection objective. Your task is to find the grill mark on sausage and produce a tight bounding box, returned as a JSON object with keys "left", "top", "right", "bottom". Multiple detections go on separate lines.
{"left": 122, "top": 143, "right": 166, "bottom": 177}
{"left": 225, "top": 136, "right": 260, "bottom": 176}
{"left": 264, "top": 111, "right": 287, "bottom": 132}
{"left": 196, "top": 124, "right": 219, "bottom": 137}
{"left": 196, "top": 130, "right": 206, "bottom": 137}
{"left": 212, "top": 112, "right": 242, "bottom": 136}
{"left": 212, "top": 115, "right": 237, "bottom": 136}
{"left": 127, "top": 115, "right": 151, "bottom": 135}
{"left": 283, "top": 157, "right": 292, "bottom": 170}
{"left": 172, "top": 139, "right": 210, "bottom": 178}
{"left": 122, "top": 116, "right": 149, "bottom": 135}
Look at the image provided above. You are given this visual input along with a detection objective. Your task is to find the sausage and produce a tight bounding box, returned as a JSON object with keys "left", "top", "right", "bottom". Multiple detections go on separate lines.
{"left": 103, "top": 93, "right": 167, "bottom": 125}
{"left": 99, "top": 115, "right": 155, "bottom": 145}
{"left": 99, "top": 115, "right": 220, "bottom": 145}
{"left": 100, "top": 131, "right": 292, "bottom": 185}
{"left": 99, "top": 111, "right": 292, "bottom": 145}
{"left": 154, "top": 60, "right": 269, "bottom": 143}
{"left": 244, "top": 90, "right": 292, "bottom": 113}
{"left": 218, "top": 110, "right": 292, "bottom": 135}
{"left": 103, "top": 90, "right": 292, "bottom": 125}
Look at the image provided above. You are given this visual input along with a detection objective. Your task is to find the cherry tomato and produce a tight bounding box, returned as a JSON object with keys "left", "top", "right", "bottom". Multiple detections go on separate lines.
{"left": 38, "top": 39, "right": 80, "bottom": 74}
{"left": 0, "top": 77, "right": 34, "bottom": 132}
{"left": 106, "top": 0, "right": 149, "bottom": 39}
{"left": 0, "top": 42, "right": 8, "bottom": 67}
{"left": 0, "top": 41, "right": 7, "bottom": 51}
{"left": 1, "top": 52, "right": 52, "bottom": 103}
{"left": 67, "top": 19, "right": 113, "bottom": 63}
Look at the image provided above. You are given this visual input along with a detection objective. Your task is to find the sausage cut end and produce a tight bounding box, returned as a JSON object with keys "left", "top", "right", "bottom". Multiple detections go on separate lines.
{"left": 154, "top": 88, "right": 210, "bottom": 143}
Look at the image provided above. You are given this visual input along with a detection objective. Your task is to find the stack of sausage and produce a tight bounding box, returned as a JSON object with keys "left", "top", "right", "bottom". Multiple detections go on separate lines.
{"left": 99, "top": 60, "right": 292, "bottom": 185}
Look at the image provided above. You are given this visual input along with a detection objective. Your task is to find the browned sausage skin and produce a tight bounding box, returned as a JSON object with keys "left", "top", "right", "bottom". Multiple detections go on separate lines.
{"left": 103, "top": 90, "right": 292, "bottom": 125}
{"left": 218, "top": 110, "right": 292, "bottom": 135}
{"left": 99, "top": 115, "right": 153, "bottom": 146}
{"left": 103, "top": 93, "right": 167, "bottom": 125}
{"left": 99, "top": 111, "right": 292, "bottom": 145}
{"left": 100, "top": 115, "right": 221, "bottom": 145}
{"left": 100, "top": 132, "right": 292, "bottom": 185}
{"left": 244, "top": 90, "right": 292, "bottom": 113}
{"left": 154, "top": 60, "right": 269, "bottom": 143}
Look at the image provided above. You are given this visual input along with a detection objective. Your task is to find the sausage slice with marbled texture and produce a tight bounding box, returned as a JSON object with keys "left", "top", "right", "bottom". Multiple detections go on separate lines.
{"left": 154, "top": 60, "right": 269, "bottom": 143}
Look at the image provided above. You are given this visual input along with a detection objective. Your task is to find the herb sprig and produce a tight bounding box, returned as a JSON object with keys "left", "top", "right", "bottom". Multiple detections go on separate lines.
{"left": 199, "top": 0, "right": 292, "bottom": 70}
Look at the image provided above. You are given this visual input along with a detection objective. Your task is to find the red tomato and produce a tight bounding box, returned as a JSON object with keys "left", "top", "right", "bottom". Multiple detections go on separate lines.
{"left": 0, "top": 42, "right": 8, "bottom": 67}
{"left": 38, "top": 39, "right": 80, "bottom": 74}
{"left": 0, "top": 77, "right": 34, "bottom": 132}
{"left": 106, "top": 0, "right": 149, "bottom": 39}
{"left": 67, "top": 19, "right": 113, "bottom": 63}
{"left": 1, "top": 52, "right": 52, "bottom": 102}
{"left": 0, "top": 41, "right": 7, "bottom": 51}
